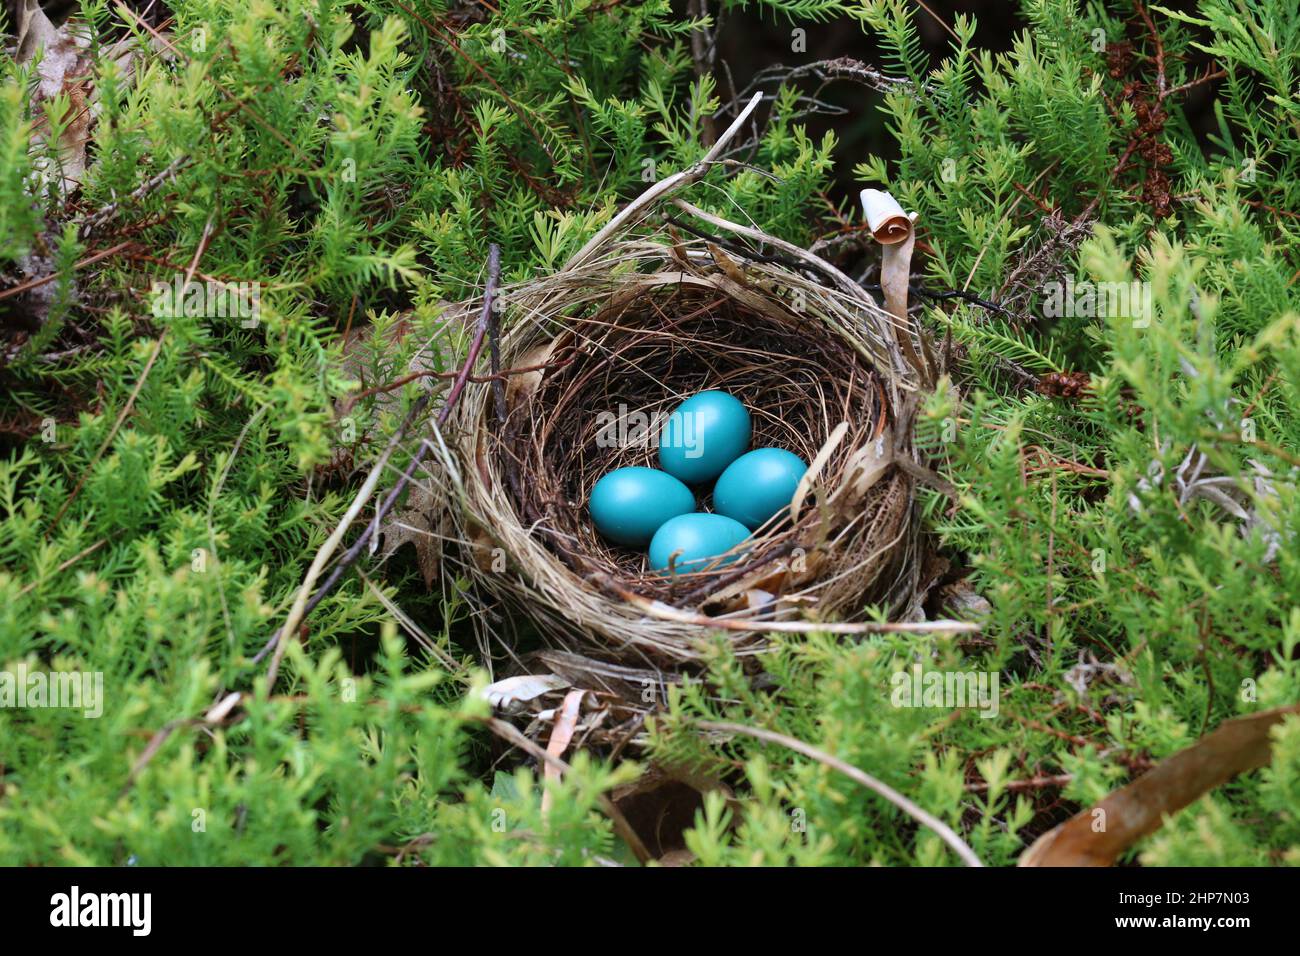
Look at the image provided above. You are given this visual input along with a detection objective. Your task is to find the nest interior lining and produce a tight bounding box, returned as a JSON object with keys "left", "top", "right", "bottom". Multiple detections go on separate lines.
{"left": 498, "top": 278, "right": 890, "bottom": 602}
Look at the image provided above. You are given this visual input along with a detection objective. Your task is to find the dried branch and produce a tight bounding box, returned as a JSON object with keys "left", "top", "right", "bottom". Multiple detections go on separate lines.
{"left": 258, "top": 244, "right": 502, "bottom": 687}
{"left": 697, "top": 719, "right": 984, "bottom": 867}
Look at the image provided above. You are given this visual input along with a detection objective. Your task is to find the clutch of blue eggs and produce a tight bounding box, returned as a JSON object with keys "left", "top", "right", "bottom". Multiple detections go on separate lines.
{"left": 587, "top": 390, "right": 808, "bottom": 575}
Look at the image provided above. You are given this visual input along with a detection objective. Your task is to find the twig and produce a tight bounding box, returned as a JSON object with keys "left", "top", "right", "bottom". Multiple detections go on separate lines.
{"left": 121, "top": 692, "right": 242, "bottom": 796}
{"left": 77, "top": 156, "right": 193, "bottom": 240}
{"left": 671, "top": 198, "right": 872, "bottom": 303}
{"left": 208, "top": 405, "right": 269, "bottom": 652}
{"left": 965, "top": 773, "right": 1073, "bottom": 794}
{"left": 667, "top": 212, "right": 1009, "bottom": 315}
{"left": 594, "top": 574, "right": 978, "bottom": 635}
{"left": 122, "top": 717, "right": 198, "bottom": 796}
{"left": 912, "top": 0, "right": 959, "bottom": 42}
{"left": 687, "top": 0, "right": 717, "bottom": 145}
{"left": 255, "top": 394, "right": 430, "bottom": 675}
{"left": 1135, "top": 0, "right": 1167, "bottom": 99}
{"left": 112, "top": 2, "right": 311, "bottom": 162}
{"left": 484, "top": 246, "right": 507, "bottom": 426}
{"left": 391, "top": 0, "right": 557, "bottom": 164}
{"left": 16, "top": 538, "right": 108, "bottom": 597}
{"left": 1165, "top": 67, "right": 1226, "bottom": 100}
{"left": 564, "top": 91, "right": 765, "bottom": 272}
{"left": 1199, "top": 429, "right": 1300, "bottom": 469}
{"left": 697, "top": 720, "right": 984, "bottom": 866}
{"left": 664, "top": 213, "right": 791, "bottom": 267}
{"left": 734, "top": 57, "right": 916, "bottom": 104}
{"left": 475, "top": 715, "right": 653, "bottom": 864}
{"left": 337, "top": 349, "right": 573, "bottom": 418}
{"left": 0, "top": 241, "right": 133, "bottom": 303}
{"left": 909, "top": 285, "right": 1009, "bottom": 314}
{"left": 258, "top": 244, "right": 502, "bottom": 687}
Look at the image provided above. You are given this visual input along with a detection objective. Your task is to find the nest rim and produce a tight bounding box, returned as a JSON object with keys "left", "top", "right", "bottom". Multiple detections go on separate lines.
{"left": 431, "top": 231, "right": 925, "bottom": 666}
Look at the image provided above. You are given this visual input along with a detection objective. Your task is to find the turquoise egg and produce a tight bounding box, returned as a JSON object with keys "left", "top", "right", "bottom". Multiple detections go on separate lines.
{"left": 649, "top": 513, "right": 750, "bottom": 574}
{"left": 713, "top": 448, "right": 809, "bottom": 530}
{"left": 589, "top": 467, "right": 695, "bottom": 547}
{"left": 658, "top": 390, "right": 751, "bottom": 485}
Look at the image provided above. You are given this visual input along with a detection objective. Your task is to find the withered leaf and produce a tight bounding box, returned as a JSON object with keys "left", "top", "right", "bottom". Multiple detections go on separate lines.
{"left": 375, "top": 480, "right": 441, "bottom": 588}
{"left": 1020, "top": 703, "right": 1300, "bottom": 866}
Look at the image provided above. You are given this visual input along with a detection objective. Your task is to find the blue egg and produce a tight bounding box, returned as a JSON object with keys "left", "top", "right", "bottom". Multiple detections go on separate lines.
{"left": 713, "top": 448, "right": 808, "bottom": 530}
{"left": 589, "top": 467, "right": 695, "bottom": 547}
{"left": 658, "top": 390, "right": 751, "bottom": 485}
{"left": 649, "top": 513, "right": 751, "bottom": 575}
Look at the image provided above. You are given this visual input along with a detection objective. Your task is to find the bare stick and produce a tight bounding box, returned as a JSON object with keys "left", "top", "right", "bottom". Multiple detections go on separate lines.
{"left": 593, "top": 573, "right": 978, "bottom": 635}
{"left": 698, "top": 720, "right": 984, "bottom": 867}
{"left": 476, "top": 715, "right": 653, "bottom": 865}
{"left": 670, "top": 198, "right": 873, "bottom": 303}
{"left": 485, "top": 245, "right": 508, "bottom": 426}
{"left": 258, "top": 245, "right": 502, "bottom": 687}
{"left": 47, "top": 213, "right": 217, "bottom": 530}
{"left": 0, "top": 240, "right": 134, "bottom": 303}
{"left": 563, "top": 91, "right": 765, "bottom": 272}
{"left": 77, "top": 156, "right": 193, "bottom": 240}
{"left": 746, "top": 57, "right": 911, "bottom": 92}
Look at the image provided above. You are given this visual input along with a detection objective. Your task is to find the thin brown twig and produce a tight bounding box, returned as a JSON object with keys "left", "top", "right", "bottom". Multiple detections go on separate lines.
{"left": 0, "top": 241, "right": 134, "bottom": 303}
{"left": 965, "top": 773, "right": 1073, "bottom": 794}
{"left": 390, "top": 0, "right": 556, "bottom": 163}
{"left": 1166, "top": 66, "right": 1226, "bottom": 99}
{"left": 337, "top": 349, "right": 574, "bottom": 417}
{"left": 17, "top": 538, "right": 109, "bottom": 597}
{"left": 257, "top": 245, "right": 502, "bottom": 683}
{"left": 112, "top": 2, "right": 311, "bottom": 162}
{"left": 911, "top": 0, "right": 959, "bottom": 41}
{"left": 1135, "top": 0, "right": 1167, "bottom": 99}
{"left": 77, "top": 156, "right": 193, "bottom": 239}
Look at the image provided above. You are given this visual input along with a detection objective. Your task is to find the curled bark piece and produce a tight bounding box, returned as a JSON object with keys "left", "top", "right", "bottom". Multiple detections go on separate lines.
{"left": 860, "top": 188, "right": 912, "bottom": 245}
{"left": 863, "top": 189, "right": 929, "bottom": 383}
{"left": 1019, "top": 703, "right": 1300, "bottom": 866}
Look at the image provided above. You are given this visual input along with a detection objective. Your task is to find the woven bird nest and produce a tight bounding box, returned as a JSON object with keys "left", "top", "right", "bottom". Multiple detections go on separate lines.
{"left": 430, "top": 111, "right": 930, "bottom": 667}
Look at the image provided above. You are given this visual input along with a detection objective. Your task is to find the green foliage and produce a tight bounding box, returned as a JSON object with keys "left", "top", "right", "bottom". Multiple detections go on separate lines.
{"left": 0, "top": 76, "right": 38, "bottom": 263}
{"left": 2, "top": 0, "right": 1298, "bottom": 866}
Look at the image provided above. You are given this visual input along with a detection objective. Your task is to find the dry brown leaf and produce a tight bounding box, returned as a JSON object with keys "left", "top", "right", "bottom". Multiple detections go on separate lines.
{"left": 504, "top": 336, "right": 563, "bottom": 409}
{"left": 706, "top": 242, "right": 749, "bottom": 287}
{"left": 14, "top": 0, "right": 59, "bottom": 68}
{"left": 1020, "top": 703, "right": 1300, "bottom": 866}
{"left": 33, "top": 21, "right": 89, "bottom": 101}
{"left": 16, "top": 4, "right": 94, "bottom": 195}
{"left": 375, "top": 480, "right": 441, "bottom": 588}
{"left": 656, "top": 848, "right": 696, "bottom": 867}
{"left": 940, "top": 577, "right": 993, "bottom": 620}
{"left": 12, "top": 4, "right": 169, "bottom": 202}
{"left": 465, "top": 519, "right": 499, "bottom": 574}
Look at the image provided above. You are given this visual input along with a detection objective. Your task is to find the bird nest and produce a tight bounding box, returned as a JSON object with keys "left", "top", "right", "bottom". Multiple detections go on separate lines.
{"left": 428, "top": 188, "right": 930, "bottom": 668}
